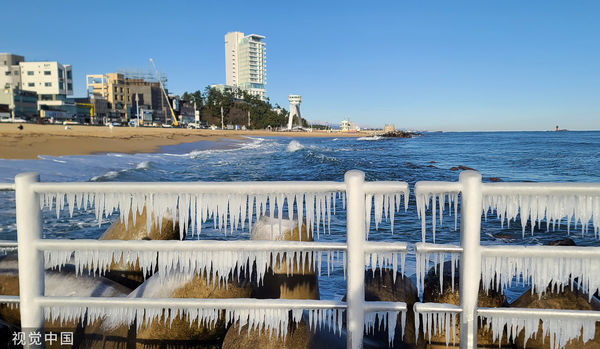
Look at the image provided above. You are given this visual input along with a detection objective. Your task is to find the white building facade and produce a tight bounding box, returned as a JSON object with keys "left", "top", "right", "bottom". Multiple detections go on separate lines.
{"left": 224, "top": 32, "right": 267, "bottom": 100}
{"left": 20, "top": 61, "right": 73, "bottom": 109}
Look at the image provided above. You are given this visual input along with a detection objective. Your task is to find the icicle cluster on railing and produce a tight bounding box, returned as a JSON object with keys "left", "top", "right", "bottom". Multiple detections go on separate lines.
{"left": 482, "top": 313, "right": 597, "bottom": 349}
{"left": 483, "top": 193, "right": 600, "bottom": 237}
{"left": 43, "top": 248, "right": 345, "bottom": 285}
{"left": 481, "top": 253, "right": 600, "bottom": 300}
{"left": 364, "top": 311, "right": 404, "bottom": 345}
{"left": 415, "top": 248, "right": 460, "bottom": 295}
{"left": 365, "top": 251, "right": 406, "bottom": 282}
{"left": 414, "top": 306, "right": 458, "bottom": 347}
{"left": 45, "top": 304, "right": 342, "bottom": 340}
{"left": 416, "top": 191, "right": 459, "bottom": 242}
{"left": 0, "top": 246, "right": 17, "bottom": 255}
{"left": 365, "top": 192, "right": 409, "bottom": 236}
{"left": 40, "top": 191, "right": 344, "bottom": 239}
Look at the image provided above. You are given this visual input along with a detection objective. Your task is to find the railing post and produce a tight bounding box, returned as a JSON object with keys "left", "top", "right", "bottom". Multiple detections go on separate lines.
{"left": 458, "top": 171, "right": 482, "bottom": 349}
{"left": 15, "top": 172, "right": 45, "bottom": 348}
{"left": 345, "top": 170, "right": 366, "bottom": 349}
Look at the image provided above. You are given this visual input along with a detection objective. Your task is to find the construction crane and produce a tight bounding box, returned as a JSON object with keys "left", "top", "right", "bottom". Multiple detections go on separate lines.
{"left": 76, "top": 103, "right": 94, "bottom": 124}
{"left": 149, "top": 58, "right": 179, "bottom": 127}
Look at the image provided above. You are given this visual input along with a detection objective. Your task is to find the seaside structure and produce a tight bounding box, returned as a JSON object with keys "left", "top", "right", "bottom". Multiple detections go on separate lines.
{"left": 86, "top": 72, "right": 170, "bottom": 124}
{"left": 20, "top": 61, "right": 73, "bottom": 110}
{"left": 383, "top": 124, "right": 395, "bottom": 133}
{"left": 1, "top": 54, "right": 38, "bottom": 120}
{"left": 287, "top": 94, "right": 301, "bottom": 130}
{"left": 340, "top": 119, "right": 359, "bottom": 132}
{"left": 224, "top": 32, "right": 267, "bottom": 100}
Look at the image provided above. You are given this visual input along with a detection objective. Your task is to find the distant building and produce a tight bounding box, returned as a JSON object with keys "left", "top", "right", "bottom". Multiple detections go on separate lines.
{"left": 287, "top": 95, "right": 301, "bottom": 130}
{"left": 210, "top": 84, "right": 242, "bottom": 97}
{"left": 0, "top": 53, "right": 25, "bottom": 91}
{"left": 224, "top": 32, "right": 267, "bottom": 100}
{"left": 0, "top": 88, "right": 38, "bottom": 120}
{"left": 86, "top": 72, "right": 170, "bottom": 124}
{"left": 383, "top": 124, "right": 395, "bottom": 133}
{"left": 20, "top": 61, "right": 73, "bottom": 110}
{"left": 341, "top": 119, "right": 359, "bottom": 132}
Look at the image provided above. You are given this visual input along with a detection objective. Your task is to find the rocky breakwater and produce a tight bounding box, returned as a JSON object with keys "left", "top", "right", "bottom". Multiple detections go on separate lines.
{"left": 222, "top": 215, "right": 335, "bottom": 349}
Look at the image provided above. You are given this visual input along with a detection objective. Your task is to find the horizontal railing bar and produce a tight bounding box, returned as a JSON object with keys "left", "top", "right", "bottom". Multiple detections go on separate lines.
{"left": 35, "top": 239, "right": 348, "bottom": 251}
{"left": 478, "top": 307, "right": 600, "bottom": 320}
{"left": 482, "top": 182, "right": 600, "bottom": 195}
{"left": 38, "top": 296, "right": 347, "bottom": 310}
{"left": 415, "top": 242, "right": 463, "bottom": 254}
{"left": 0, "top": 183, "right": 15, "bottom": 191}
{"left": 364, "top": 301, "right": 407, "bottom": 312}
{"left": 364, "top": 241, "right": 409, "bottom": 253}
{"left": 414, "top": 302, "right": 462, "bottom": 313}
{"left": 0, "top": 241, "right": 18, "bottom": 248}
{"left": 0, "top": 296, "right": 19, "bottom": 304}
{"left": 414, "top": 181, "right": 462, "bottom": 194}
{"left": 363, "top": 182, "right": 408, "bottom": 194}
{"left": 31, "top": 181, "right": 346, "bottom": 194}
{"left": 481, "top": 245, "right": 600, "bottom": 258}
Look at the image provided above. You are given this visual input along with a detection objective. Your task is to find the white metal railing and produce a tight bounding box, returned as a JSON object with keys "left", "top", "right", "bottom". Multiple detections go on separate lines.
{"left": 8, "top": 170, "right": 410, "bottom": 349}
{"left": 3, "top": 171, "right": 600, "bottom": 348}
{"left": 415, "top": 171, "right": 600, "bottom": 349}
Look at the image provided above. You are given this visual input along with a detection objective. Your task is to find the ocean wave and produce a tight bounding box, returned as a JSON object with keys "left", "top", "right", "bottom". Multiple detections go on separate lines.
{"left": 90, "top": 170, "right": 120, "bottom": 182}
{"left": 286, "top": 140, "right": 304, "bottom": 152}
{"left": 136, "top": 161, "right": 152, "bottom": 169}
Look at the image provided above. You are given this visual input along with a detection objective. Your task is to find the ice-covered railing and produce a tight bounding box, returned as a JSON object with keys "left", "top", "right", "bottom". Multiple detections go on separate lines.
{"left": 414, "top": 171, "right": 600, "bottom": 349}
{"left": 12, "top": 170, "right": 410, "bottom": 349}
{"left": 0, "top": 184, "right": 18, "bottom": 305}
{"left": 414, "top": 303, "right": 460, "bottom": 347}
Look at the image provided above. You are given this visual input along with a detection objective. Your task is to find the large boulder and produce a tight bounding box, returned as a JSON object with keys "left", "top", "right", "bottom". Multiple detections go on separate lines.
{"left": 82, "top": 271, "right": 253, "bottom": 348}
{"left": 99, "top": 207, "right": 180, "bottom": 288}
{"left": 509, "top": 286, "right": 600, "bottom": 348}
{"left": 421, "top": 261, "right": 509, "bottom": 348}
{"left": 0, "top": 255, "right": 131, "bottom": 346}
{"left": 251, "top": 215, "right": 320, "bottom": 300}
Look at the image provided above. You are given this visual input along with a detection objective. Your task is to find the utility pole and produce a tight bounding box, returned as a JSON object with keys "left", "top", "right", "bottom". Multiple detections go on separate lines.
{"left": 136, "top": 93, "right": 140, "bottom": 127}
{"left": 247, "top": 110, "right": 250, "bottom": 127}
{"left": 220, "top": 106, "right": 224, "bottom": 130}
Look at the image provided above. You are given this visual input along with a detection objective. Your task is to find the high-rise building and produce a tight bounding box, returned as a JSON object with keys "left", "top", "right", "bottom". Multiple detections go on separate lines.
{"left": 224, "top": 32, "right": 267, "bottom": 100}
{"left": 20, "top": 61, "right": 73, "bottom": 110}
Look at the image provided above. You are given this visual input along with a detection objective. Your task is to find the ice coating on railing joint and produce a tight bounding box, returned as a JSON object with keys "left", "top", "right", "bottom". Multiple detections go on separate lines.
{"left": 365, "top": 252, "right": 406, "bottom": 283}
{"left": 481, "top": 254, "right": 600, "bottom": 300}
{"left": 0, "top": 246, "right": 17, "bottom": 255}
{"left": 365, "top": 192, "right": 408, "bottom": 236}
{"left": 45, "top": 305, "right": 342, "bottom": 339}
{"left": 483, "top": 193, "right": 600, "bottom": 237}
{"left": 414, "top": 308, "right": 458, "bottom": 347}
{"left": 43, "top": 248, "right": 345, "bottom": 284}
{"left": 415, "top": 250, "right": 460, "bottom": 295}
{"left": 482, "top": 313, "right": 597, "bottom": 349}
{"left": 364, "top": 311, "right": 404, "bottom": 345}
{"left": 40, "top": 191, "right": 343, "bottom": 239}
{"left": 416, "top": 191, "right": 459, "bottom": 242}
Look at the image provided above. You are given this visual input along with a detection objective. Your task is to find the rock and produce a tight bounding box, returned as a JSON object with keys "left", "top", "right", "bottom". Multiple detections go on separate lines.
{"left": 99, "top": 207, "right": 180, "bottom": 288}
{"left": 82, "top": 271, "right": 253, "bottom": 348}
{"left": 363, "top": 269, "right": 424, "bottom": 348}
{"left": 547, "top": 238, "right": 576, "bottom": 246}
{"left": 251, "top": 215, "right": 320, "bottom": 300}
{"left": 458, "top": 165, "right": 475, "bottom": 171}
{"left": 449, "top": 167, "right": 459, "bottom": 171}
{"left": 222, "top": 316, "right": 345, "bottom": 349}
{"left": 0, "top": 255, "right": 130, "bottom": 342}
{"left": 488, "top": 177, "right": 502, "bottom": 182}
{"left": 421, "top": 261, "right": 509, "bottom": 348}
{"left": 509, "top": 286, "right": 600, "bottom": 348}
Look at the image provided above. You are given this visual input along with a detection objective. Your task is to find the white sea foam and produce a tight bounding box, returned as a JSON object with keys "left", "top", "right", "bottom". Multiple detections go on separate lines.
{"left": 136, "top": 161, "right": 151, "bottom": 169}
{"left": 286, "top": 140, "right": 304, "bottom": 152}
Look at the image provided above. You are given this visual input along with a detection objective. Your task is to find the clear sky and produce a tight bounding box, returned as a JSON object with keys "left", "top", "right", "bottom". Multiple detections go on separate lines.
{"left": 3, "top": 0, "right": 599, "bottom": 131}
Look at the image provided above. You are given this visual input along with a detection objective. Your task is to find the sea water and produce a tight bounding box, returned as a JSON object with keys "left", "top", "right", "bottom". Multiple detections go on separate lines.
{"left": 1, "top": 131, "right": 599, "bottom": 302}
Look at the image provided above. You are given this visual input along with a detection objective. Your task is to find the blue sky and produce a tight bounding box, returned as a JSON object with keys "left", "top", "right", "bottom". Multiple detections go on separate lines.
{"left": 3, "top": 0, "right": 599, "bottom": 131}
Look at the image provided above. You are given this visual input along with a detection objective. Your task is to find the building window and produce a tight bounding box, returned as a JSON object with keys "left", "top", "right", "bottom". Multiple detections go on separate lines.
{"left": 59, "top": 82, "right": 64, "bottom": 90}
{"left": 27, "top": 71, "right": 34, "bottom": 75}
{"left": 44, "top": 71, "right": 51, "bottom": 75}
{"left": 67, "top": 83, "right": 72, "bottom": 91}
{"left": 28, "top": 83, "right": 35, "bottom": 87}
{"left": 45, "top": 82, "right": 52, "bottom": 87}
{"left": 13, "top": 71, "right": 18, "bottom": 75}
{"left": 67, "top": 71, "right": 72, "bottom": 79}
{"left": 58, "top": 70, "right": 63, "bottom": 78}
{"left": 4, "top": 71, "right": 9, "bottom": 76}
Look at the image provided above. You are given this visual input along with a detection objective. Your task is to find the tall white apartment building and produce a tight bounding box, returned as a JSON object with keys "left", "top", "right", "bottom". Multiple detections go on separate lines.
{"left": 224, "top": 32, "right": 266, "bottom": 100}
{"left": 20, "top": 61, "right": 73, "bottom": 109}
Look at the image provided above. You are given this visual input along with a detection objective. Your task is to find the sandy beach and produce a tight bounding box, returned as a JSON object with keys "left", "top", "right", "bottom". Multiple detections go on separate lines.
{"left": 0, "top": 124, "right": 373, "bottom": 159}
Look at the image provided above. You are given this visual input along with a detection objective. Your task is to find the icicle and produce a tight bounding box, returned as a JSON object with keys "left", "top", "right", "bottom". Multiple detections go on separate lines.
{"left": 481, "top": 253, "right": 600, "bottom": 300}
{"left": 414, "top": 307, "right": 458, "bottom": 348}
{"left": 365, "top": 191, "right": 408, "bottom": 235}
{"left": 481, "top": 313, "right": 597, "bottom": 349}
{"left": 364, "top": 311, "right": 403, "bottom": 345}
{"left": 416, "top": 191, "right": 459, "bottom": 242}
{"left": 39, "top": 190, "right": 340, "bottom": 239}
{"left": 483, "top": 192, "right": 600, "bottom": 238}
{"left": 415, "top": 245, "right": 460, "bottom": 295}
{"left": 364, "top": 251, "right": 406, "bottom": 281}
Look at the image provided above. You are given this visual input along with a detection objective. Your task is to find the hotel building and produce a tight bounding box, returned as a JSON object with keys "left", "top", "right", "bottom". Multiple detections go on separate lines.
{"left": 224, "top": 32, "right": 267, "bottom": 100}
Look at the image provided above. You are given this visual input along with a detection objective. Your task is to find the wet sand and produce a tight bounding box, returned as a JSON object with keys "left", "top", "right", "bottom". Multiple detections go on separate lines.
{"left": 0, "top": 124, "right": 373, "bottom": 159}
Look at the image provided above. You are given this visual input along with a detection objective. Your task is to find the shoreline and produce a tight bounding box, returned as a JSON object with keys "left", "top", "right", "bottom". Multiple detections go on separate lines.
{"left": 0, "top": 124, "right": 374, "bottom": 160}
